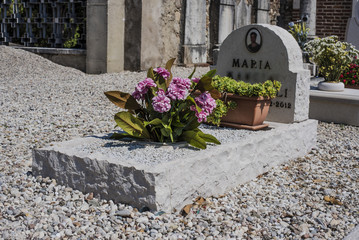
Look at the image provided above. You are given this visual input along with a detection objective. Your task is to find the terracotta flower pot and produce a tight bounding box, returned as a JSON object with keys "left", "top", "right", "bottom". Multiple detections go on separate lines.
{"left": 220, "top": 93, "right": 271, "bottom": 130}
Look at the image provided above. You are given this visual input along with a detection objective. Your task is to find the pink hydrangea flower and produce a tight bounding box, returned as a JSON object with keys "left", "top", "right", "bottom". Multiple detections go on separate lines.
{"left": 132, "top": 78, "right": 157, "bottom": 100}
{"left": 166, "top": 85, "right": 187, "bottom": 100}
{"left": 172, "top": 77, "right": 191, "bottom": 89}
{"left": 191, "top": 78, "right": 200, "bottom": 83}
{"left": 191, "top": 92, "right": 217, "bottom": 123}
{"left": 166, "top": 77, "right": 191, "bottom": 100}
{"left": 152, "top": 89, "right": 171, "bottom": 113}
{"left": 195, "top": 92, "right": 216, "bottom": 114}
{"left": 154, "top": 67, "right": 170, "bottom": 80}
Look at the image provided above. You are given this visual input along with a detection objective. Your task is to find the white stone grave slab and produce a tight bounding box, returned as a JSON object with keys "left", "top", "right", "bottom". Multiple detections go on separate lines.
{"left": 33, "top": 120, "right": 317, "bottom": 212}
{"left": 216, "top": 24, "right": 310, "bottom": 123}
{"left": 310, "top": 87, "right": 359, "bottom": 126}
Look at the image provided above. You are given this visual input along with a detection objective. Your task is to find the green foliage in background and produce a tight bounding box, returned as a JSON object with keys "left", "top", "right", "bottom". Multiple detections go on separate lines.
{"left": 305, "top": 36, "right": 359, "bottom": 82}
{"left": 288, "top": 22, "right": 309, "bottom": 50}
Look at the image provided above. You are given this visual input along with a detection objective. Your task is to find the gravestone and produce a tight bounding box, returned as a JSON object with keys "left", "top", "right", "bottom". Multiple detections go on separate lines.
{"left": 216, "top": 24, "right": 310, "bottom": 123}
{"left": 183, "top": 0, "right": 207, "bottom": 64}
{"left": 345, "top": 0, "right": 359, "bottom": 50}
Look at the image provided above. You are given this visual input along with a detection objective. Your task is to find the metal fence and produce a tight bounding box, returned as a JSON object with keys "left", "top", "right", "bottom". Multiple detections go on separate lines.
{"left": 0, "top": 0, "right": 86, "bottom": 48}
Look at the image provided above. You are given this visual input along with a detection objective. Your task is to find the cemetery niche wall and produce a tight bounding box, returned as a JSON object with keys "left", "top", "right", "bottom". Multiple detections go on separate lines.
{"left": 216, "top": 24, "right": 310, "bottom": 123}
{"left": 0, "top": 0, "right": 86, "bottom": 48}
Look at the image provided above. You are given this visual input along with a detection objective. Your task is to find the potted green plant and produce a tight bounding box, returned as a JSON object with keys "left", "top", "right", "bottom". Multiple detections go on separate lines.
{"left": 207, "top": 76, "right": 281, "bottom": 130}
{"left": 304, "top": 36, "right": 359, "bottom": 92}
{"left": 104, "top": 59, "right": 221, "bottom": 150}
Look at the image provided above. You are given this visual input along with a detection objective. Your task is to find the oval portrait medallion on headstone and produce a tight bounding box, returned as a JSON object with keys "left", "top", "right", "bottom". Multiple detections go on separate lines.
{"left": 246, "top": 28, "right": 262, "bottom": 53}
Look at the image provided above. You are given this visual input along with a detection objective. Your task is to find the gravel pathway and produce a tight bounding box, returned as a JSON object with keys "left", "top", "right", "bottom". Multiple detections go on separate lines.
{"left": 0, "top": 46, "right": 358, "bottom": 239}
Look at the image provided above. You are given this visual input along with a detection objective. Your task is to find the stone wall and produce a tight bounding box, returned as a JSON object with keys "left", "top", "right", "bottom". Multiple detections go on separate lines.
{"left": 316, "top": 0, "right": 352, "bottom": 40}
{"left": 269, "top": 0, "right": 281, "bottom": 24}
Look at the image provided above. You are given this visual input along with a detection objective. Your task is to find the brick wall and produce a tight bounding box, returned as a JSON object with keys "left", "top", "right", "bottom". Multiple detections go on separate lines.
{"left": 316, "top": 0, "right": 352, "bottom": 40}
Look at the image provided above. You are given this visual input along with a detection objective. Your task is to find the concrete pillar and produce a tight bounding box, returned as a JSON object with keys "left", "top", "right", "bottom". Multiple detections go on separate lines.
{"left": 235, "top": 0, "right": 252, "bottom": 29}
{"left": 218, "top": 0, "right": 235, "bottom": 44}
{"left": 300, "top": 0, "right": 316, "bottom": 38}
{"left": 141, "top": 0, "right": 163, "bottom": 70}
{"left": 86, "top": 0, "right": 125, "bottom": 74}
{"left": 183, "top": 0, "right": 207, "bottom": 64}
{"left": 257, "top": 0, "right": 270, "bottom": 24}
{"left": 124, "top": 0, "right": 141, "bottom": 71}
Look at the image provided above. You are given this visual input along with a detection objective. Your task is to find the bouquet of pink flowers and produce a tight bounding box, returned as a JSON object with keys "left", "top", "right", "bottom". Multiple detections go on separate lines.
{"left": 104, "top": 59, "right": 221, "bottom": 149}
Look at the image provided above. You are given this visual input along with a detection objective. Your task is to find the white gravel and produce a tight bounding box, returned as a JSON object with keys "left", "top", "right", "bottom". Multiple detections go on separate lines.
{"left": 1, "top": 45, "right": 359, "bottom": 239}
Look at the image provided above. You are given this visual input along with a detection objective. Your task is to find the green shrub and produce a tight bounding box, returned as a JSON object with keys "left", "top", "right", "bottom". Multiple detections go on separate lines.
{"left": 207, "top": 99, "right": 236, "bottom": 126}
{"left": 212, "top": 76, "right": 281, "bottom": 98}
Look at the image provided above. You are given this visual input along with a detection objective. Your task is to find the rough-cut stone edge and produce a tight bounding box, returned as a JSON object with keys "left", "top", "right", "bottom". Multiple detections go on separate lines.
{"left": 33, "top": 120, "right": 317, "bottom": 212}
{"left": 344, "top": 224, "right": 359, "bottom": 240}
{"left": 32, "top": 150, "right": 159, "bottom": 210}
{"left": 154, "top": 119, "right": 317, "bottom": 211}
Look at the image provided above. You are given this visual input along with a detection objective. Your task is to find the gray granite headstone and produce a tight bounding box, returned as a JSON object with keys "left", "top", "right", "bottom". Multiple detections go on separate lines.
{"left": 345, "top": 0, "right": 359, "bottom": 50}
{"left": 216, "top": 24, "right": 310, "bottom": 123}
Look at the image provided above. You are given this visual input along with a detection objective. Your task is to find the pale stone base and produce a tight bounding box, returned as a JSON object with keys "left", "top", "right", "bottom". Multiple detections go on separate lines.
{"left": 310, "top": 88, "right": 359, "bottom": 126}
{"left": 32, "top": 120, "right": 317, "bottom": 212}
{"left": 183, "top": 45, "right": 207, "bottom": 65}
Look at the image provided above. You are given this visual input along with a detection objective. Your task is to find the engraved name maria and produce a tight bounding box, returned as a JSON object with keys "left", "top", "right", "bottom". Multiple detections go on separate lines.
{"left": 232, "top": 59, "right": 271, "bottom": 70}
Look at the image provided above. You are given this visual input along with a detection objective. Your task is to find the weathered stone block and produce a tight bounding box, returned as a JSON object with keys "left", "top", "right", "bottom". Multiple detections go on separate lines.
{"left": 33, "top": 120, "right": 317, "bottom": 212}
{"left": 310, "top": 88, "right": 359, "bottom": 126}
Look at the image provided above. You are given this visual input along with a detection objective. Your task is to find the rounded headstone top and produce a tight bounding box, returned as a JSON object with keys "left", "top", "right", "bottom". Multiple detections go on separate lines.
{"left": 215, "top": 24, "right": 310, "bottom": 123}
{"left": 355, "top": 1, "right": 359, "bottom": 21}
{"left": 217, "top": 24, "right": 303, "bottom": 80}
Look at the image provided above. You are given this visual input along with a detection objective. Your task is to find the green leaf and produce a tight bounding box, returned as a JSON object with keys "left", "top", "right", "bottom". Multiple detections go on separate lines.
{"left": 110, "top": 132, "right": 143, "bottom": 140}
{"left": 165, "top": 58, "right": 176, "bottom": 88}
{"left": 188, "top": 66, "right": 197, "bottom": 79}
{"left": 114, "top": 112, "right": 151, "bottom": 139}
{"left": 204, "top": 69, "right": 217, "bottom": 78}
{"left": 172, "top": 119, "right": 185, "bottom": 128}
{"left": 147, "top": 67, "right": 155, "bottom": 79}
{"left": 144, "top": 118, "right": 163, "bottom": 127}
{"left": 209, "top": 89, "right": 221, "bottom": 99}
{"left": 197, "top": 76, "right": 215, "bottom": 93}
{"left": 198, "top": 131, "right": 221, "bottom": 145}
{"left": 160, "top": 127, "right": 171, "bottom": 137}
{"left": 173, "top": 127, "right": 183, "bottom": 137}
{"left": 165, "top": 58, "right": 176, "bottom": 72}
{"left": 104, "top": 91, "right": 141, "bottom": 110}
{"left": 184, "top": 118, "right": 201, "bottom": 131}
{"left": 181, "top": 130, "right": 207, "bottom": 149}
{"left": 186, "top": 95, "right": 202, "bottom": 113}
